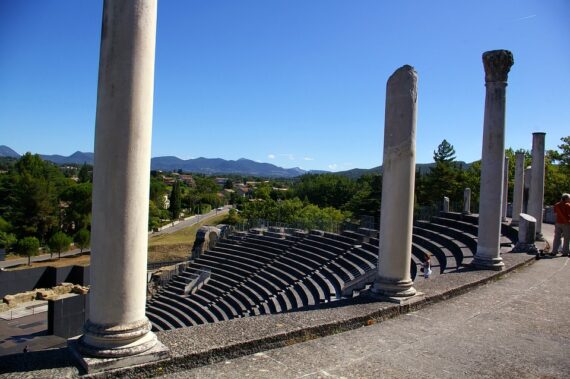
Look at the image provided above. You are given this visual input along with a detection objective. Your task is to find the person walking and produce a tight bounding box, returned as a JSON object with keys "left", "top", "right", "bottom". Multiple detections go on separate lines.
{"left": 422, "top": 253, "right": 432, "bottom": 279}
{"left": 551, "top": 193, "right": 570, "bottom": 256}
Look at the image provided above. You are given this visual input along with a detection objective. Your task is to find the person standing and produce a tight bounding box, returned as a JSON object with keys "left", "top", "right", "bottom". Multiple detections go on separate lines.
{"left": 551, "top": 193, "right": 570, "bottom": 256}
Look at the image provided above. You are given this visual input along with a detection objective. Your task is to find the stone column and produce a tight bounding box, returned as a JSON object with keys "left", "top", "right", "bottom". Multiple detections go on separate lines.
{"left": 511, "top": 152, "right": 525, "bottom": 226}
{"left": 463, "top": 188, "right": 471, "bottom": 215}
{"left": 443, "top": 197, "right": 450, "bottom": 213}
{"left": 372, "top": 65, "right": 418, "bottom": 299}
{"left": 76, "top": 0, "right": 164, "bottom": 363}
{"left": 527, "top": 132, "right": 546, "bottom": 239}
{"left": 472, "top": 50, "right": 514, "bottom": 271}
{"left": 501, "top": 156, "right": 509, "bottom": 222}
{"left": 523, "top": 166, "right": 532, "bottom": 213}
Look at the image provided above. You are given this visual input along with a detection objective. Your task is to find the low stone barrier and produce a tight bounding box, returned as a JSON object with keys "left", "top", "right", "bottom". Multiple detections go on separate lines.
{"left": 2, "top": 282, "right": 89, "bottom": 310}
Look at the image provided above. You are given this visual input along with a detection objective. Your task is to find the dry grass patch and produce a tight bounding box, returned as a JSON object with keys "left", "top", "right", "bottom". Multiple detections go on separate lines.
{"left": 6, "top": 254, "right": 91, "bottom": 271}
{"left": 3, "top": 214, "right": 228, "bottom": 269}
{"left": 148, "top": 214, "right": 227, "bottom": 262}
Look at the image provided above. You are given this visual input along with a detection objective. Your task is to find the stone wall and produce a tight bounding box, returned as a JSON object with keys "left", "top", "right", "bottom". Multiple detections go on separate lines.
{"left": 0, "top": 265, "right": 89, "bottom": 298}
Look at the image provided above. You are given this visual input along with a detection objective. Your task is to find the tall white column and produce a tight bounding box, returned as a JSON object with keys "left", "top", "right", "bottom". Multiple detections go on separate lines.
{"left": 473, "top": 50, "right": 514, "bottom": 271}
{"left": 528, "top": 132, "right": 546, "bottom": 239}
{"left": 463, "top": 188, "right": 471, "bottom": 215}
{"left": 80, "top": 0, "right": 158, "bottom": 358}
{"left": 372, "top": 65, "right": 418, "bottom": 299}
{"left": 443, "top": 196, "right": 450, "bottom": 213}
{"left": 501, "top": 156, "right": 509, "bottom": 222}
{"left": 511, "top": 152, "right": 525, "bottom": 226}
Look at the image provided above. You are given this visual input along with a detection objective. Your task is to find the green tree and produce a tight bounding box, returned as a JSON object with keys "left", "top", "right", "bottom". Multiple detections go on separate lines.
{"left": 418, "top": 141, "right": 464, "bottom": 208}
{"left": 5, "top": 153, "right": 66, "bottom": 241}
{"left": 0, "top": 231, "right": 17, "bottom": 252}
{"left": 73, "top": 229, "right": 90, "bottom": 253}
{"left": 223, "top": 208, "right": 241, "bottom": 225}
{"left": 16, "top": 236, "right": 40, "bottom": 266}
{"left": 433, "top": 139, "right": 456, "bottom": 163}
{"left": 77, "top": 163, "right": 92, "bottom": 183}
{"left": 149, "top": 177, "right": 168, "bottom": 205}
{"left": 293, "top": 174, "right": 357, "bottom": 209}
{"left": 60, "top": 182, "right": 92, "bottom": 233}
{"left": 344, "top": 173, "right": 382, "bottom": 219}
{"left": 224, "top": 179, "right": 234, "bottom": 189}
{"left": 550, "top": 136, "right": 570, "bottom": 169}
{"left": 48, "top": 231, "right": 72, "bottom": 259}
{"left": 170, "top": 180, "right": 182, "bottom": 220}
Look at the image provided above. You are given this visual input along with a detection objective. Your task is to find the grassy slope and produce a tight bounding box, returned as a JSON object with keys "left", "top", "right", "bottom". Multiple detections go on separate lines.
{"left": 147, "top": 214, "right": 227, "bottom": 262}
{"left": 4, "top": 214, "right": 228, "bottom": 270}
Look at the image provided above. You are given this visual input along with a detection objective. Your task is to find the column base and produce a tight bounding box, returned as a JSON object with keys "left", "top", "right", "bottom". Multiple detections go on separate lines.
{"left": 78, "top": 318, "right": 158, "bottom": 358}
{"left": 469, "top": 255, "right": 505, "bottom": 271}
{"left": 371, "top": 277, "right": 417, "bottom": 299}
{"left": 68, "top": 336, "right": 169, "bottom": 374}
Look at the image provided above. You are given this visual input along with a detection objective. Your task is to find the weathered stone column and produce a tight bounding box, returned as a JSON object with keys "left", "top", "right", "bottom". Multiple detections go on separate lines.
{"left": 372, "top": 65, "right": 418, "bottom": 299}
{"left": 527, "top": 132, "right": 546, "bottom": 239}
{"left": 511, "top": 152, "right": 525, "bottom": 226}
{"left": 443, "top": 196, "right": 450, "bottom": 213}
{"left": 74, "top": 0, "right": 166, "bottom": 366}
{"left": 523, "top": 166, "right": 532, "bottom": 213}
{"left": 502, "top": 156, "right": 509, "bottom": 222}
{"left": 473, "top": 50, "right": 514, "bottom": 270}
{"left": 463, "top": 188, "right": 471, "bottom": 215}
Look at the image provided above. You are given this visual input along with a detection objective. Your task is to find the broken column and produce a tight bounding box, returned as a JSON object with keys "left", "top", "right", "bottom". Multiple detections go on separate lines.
{"left": 463, "top": 188, "right": 471, "bottom": 215}
{"left": 502, "top": 156, "right": 509, "bottom": 221}
{"left": 372, "top": 65, "right": 418, "bottom": 299}
{"left": 511, "top": 152, "right": 525, "bottom": 226}
{"left": 527, "top": 132, "right": 546, "bottom": 239}
{"left": 473, "top": 50, "right": 514, "bottom": 271}
{"left": 443, "top": 196, "right": 450, "bottom": 213}
{"left": 512, "top": 213, "right": 538, "bottom": 254}
{"left": 73, "top": 0, "right": 167, "bottom": 367}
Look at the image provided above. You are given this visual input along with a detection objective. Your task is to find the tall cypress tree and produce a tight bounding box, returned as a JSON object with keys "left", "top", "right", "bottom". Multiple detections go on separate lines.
{"left": 170, "top": 180, "right": 182, "bottom": 220}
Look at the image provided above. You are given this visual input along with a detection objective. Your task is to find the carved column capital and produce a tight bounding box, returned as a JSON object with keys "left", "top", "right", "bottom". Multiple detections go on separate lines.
{"left": 483, "top": 50, "right": 514, "bottom": 82}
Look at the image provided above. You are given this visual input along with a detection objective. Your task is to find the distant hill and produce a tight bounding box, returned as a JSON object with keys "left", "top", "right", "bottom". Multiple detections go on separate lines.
{"left": 0, "top": 145, "right": 20, "bottom": 158}
{"left": 336, "top": 161, "right": 471, "bottom": 179}
{"left": 1, "top": 146, "right": 307, "bottom": 178}
{"left": 39, "top": 151, "right": 94, "bottom": 165}
{"left": 2, "top": 145, "right": 472, "bottom": 178}
{"left": 150, "top": 156, "right": 306, "bottom": 178}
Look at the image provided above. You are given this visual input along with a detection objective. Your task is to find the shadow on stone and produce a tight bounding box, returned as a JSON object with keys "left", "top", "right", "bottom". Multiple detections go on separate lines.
{"left": 0, "top": 347, "right": 81, "bottom": 375}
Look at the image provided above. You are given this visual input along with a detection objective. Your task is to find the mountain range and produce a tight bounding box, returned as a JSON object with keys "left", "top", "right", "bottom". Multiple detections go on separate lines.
{"left": 0, "top": 146, "right": 308, "bottom": 178}
{"left": 0, "top": 145, "right": 468, "bottom": 178}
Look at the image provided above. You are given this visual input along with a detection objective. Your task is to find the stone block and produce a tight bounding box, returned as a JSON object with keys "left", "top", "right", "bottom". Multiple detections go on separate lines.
{"left": 512, "top": 213, "right": 538, "bottom": 253}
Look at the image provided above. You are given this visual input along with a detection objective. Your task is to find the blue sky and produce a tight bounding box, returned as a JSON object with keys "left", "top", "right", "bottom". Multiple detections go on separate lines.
{"left": 1, "top": 1, "right": 569, "bottom": 172}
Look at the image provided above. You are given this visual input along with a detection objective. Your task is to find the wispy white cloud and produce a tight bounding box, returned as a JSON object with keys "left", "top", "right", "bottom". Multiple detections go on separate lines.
{"left": 513, "top": 14, "right": 536, "bottom": 22}
{"left": 303, "top": 157, "right": 314, "bottom": 161}
{"left": 328, "top": 163, "right": 338, "bottom": 170}
{"left": 267, "top": 154, "right": 275, "bottom": 159}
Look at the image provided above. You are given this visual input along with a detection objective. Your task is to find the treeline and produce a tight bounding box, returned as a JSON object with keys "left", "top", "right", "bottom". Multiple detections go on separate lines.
{"left": 2, "top": 136, "right": 568, "bottom": 259}
{"left": 0, "top": 153, "right": 92, "bottom": 262}
{"left": 230, "top": 137, "right": 570, "bottom": 230}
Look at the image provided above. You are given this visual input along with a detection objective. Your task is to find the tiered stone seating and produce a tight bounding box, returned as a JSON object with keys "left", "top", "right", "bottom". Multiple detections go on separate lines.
{"left": 147, "top": 212, "right": 494, "bottom": 330}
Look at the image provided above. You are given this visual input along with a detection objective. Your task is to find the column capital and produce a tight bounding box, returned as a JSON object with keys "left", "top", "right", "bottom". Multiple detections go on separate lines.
{"left": 483, "top": 50, "right": 514, "bottom": 83}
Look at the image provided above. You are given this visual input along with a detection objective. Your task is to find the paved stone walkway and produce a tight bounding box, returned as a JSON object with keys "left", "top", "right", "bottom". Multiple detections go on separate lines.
{"left": 160, "top": 256, "right": 570, "bottom": 379}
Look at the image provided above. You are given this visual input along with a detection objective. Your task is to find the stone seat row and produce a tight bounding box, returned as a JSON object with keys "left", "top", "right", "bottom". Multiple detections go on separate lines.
{"left": 146, "top": 230, "right": 370, "bottom": 330}
{"left": 146, "top": 213, "right": 489, "bottom": 330}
